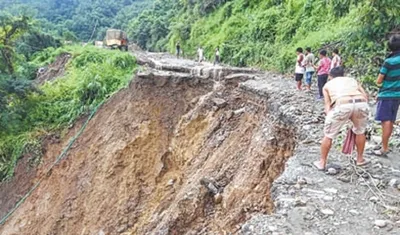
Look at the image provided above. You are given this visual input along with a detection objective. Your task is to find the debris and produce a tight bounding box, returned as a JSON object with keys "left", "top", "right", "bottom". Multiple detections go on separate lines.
{"left": 323, "top": 196, "right": 334, "bottom": 201}
{"left": 389, "top": 179, "right": 398, "bottom": 188}
{"left": 321, "top": 208, "right": 334, "bottom": 216}
{"left": 324, "top": 188, "right": 338, "bottom": 194}
{"left": 212, "top": 98, "right": 227, "bottom": 108}
{"left": 374, "top": 220, "right": 388, "bottom": 228}
{"left": 294, "top": 198, "right": 307, "bottom": 207}
{"left": 349, "top": 209, "right": 360, "bottom": 215}
{"left": 297, "top": 177, "right": 307, "bottom": 185}
{"left": 327, "top": 168, "right": 338, "bottom": 175}
{"left": 369, "top": 196, "right": 379, "bottom": 203}
{"left": 214, "top": 193, "right": 223, "bottom": 204}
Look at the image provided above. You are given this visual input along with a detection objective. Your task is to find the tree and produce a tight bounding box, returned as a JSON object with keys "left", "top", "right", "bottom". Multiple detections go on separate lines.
{"left": 0, "top": 14, "right": 30, "bottom": 75}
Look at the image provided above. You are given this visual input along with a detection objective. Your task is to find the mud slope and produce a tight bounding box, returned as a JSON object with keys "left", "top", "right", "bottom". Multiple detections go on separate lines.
{"left": 0, "top": 66, "right": 295, "bottom": 234}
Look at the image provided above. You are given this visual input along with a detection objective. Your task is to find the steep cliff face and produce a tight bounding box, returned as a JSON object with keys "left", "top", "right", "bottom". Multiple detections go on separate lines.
{"left": 0, "top": 56, "right": 295, "bottom": 234}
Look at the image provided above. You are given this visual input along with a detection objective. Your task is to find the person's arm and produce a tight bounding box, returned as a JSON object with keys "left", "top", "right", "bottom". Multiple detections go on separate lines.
{"left": 323, "top": 87, "right": 331, "bottom": 114}
{"left": 376, "top": 74, "right": 385, "bottom": 86}
{"left": 377, "top": 61, "right": 388, "bottom": 86}
{"left": 297, "top": 55, "right": 303, "bottom": 66}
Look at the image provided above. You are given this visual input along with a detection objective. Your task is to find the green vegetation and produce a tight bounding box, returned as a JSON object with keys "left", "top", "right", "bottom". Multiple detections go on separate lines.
{"left": 129, "top": 0, "right": 399, "bottom": 86}
{"left": 0, "top": 45, "right": 136, "bottom": 180}
{"left": 0, "top": 3, "right": 140, "bottom": 181}
{"left": 2, "top": 0, "right": 153, "bottom": 41}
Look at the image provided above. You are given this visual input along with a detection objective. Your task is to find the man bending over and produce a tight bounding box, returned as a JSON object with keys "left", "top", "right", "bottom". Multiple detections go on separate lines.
{"left": 314, "top": 67, "right": 370, "bottom": 170}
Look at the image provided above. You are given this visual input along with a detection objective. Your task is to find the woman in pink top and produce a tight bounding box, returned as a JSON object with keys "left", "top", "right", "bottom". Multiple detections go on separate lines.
{"left": 314, "top": 50, "right": 332, "bottom": 99}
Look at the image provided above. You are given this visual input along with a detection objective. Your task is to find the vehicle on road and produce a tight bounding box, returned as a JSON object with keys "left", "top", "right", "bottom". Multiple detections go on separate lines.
{"left": 105, "top": 29, "right": 128, "bottom": 51}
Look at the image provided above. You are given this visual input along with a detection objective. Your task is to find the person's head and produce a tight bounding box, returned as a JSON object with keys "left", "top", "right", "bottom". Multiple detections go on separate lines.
{"left": 296, "top": 47, "right": 303, "bottom": 55}
{"left": 319, "top": 49, "right": 327, "bottom": 58}
{"left": 388, "top": 34, "right": 400, "bottom": 52}
{"left": 216, "top": 47, "right": 219, "bottom": 51}
{"left": 305, "top": 47, "right": 311, "bottom": 55}
{"left": 333, "top": 48, "right": 339, "bottom": 55}
{"left": 329, "top": 66, "right": 345, "bottom": 79}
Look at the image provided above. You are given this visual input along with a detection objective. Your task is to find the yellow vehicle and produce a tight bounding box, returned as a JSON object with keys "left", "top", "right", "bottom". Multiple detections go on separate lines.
{"left": 105, "top": 29, "right": 128, "bottom": 51}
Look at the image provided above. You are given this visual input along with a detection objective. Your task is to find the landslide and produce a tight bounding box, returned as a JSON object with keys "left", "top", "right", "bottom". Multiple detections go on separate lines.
{"left": 0, "top": 68, "right": 295, "bottom": 234}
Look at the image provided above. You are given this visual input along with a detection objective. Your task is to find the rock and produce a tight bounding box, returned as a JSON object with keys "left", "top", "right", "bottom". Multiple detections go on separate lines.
{"left": 327, "top": 168, "right": 338, "bottom": 175}
{"left": 166, "top": 179, "right": 175, "bottom": 186}
{"left": 212, "top": 98, "right": 227, "bottom": 108}
{"left": 294, "top": 198, "right": 307, "bottom": 207}
{"left": 321, "top": 208, "right": 334, "bottom": 216}
{"left": 374, "top": 220, "right": 388, "bottom": 228}
{"left": 297, "top": 177, "right": 307, "bottom": 185}
{"left": 214, "top": 193, "right": 223, "bottom": 204}
{"left": 324, "top": 188, "right": 338, "bottom": 194}
{"left": 268, "top": 226, "right": 278, "bottom": 232}
{"left": 349, "top": 209, "right": 360, "bottom": 215}
{"left": 233, "top": 107, "right": 246, "bottom": 115}
{"left": 323, "top": 196, "right": 334, "bottom": 201}
{"left": 389, "top": 179, "right": 398, "bottom": 188}
{"left": 369, "top": 196, "right": 379, "bottom": 203}
{"left": 338, "top": 176, "right": 350, "bottom": 183}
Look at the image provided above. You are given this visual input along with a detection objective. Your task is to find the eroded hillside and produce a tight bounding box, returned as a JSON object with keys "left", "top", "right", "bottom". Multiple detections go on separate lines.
{"left": 0, "top": 54, "right": 295, "bottom": 234}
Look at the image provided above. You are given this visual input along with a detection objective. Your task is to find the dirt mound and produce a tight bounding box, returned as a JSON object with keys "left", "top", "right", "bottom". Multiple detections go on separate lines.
{"left": 0, "top": 61, "right": 296, "bottom": 234}
{"left": 36, "top": 53, "right": 71, "bottom": 84}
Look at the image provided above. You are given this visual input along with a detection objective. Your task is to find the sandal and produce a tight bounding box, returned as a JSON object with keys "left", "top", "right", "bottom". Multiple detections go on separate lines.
{"left": 356, "top": 159, "right": 370, "bottom": 167}
{"left": 313, "top": 161, "right": 325, "bottom": 171}
{"left": 372, "top": 149, "right": 389, "bottom": 158}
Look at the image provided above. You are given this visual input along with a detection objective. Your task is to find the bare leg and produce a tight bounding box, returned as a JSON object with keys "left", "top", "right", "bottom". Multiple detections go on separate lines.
{"left": 297, "top": 81, "right": 302, "bottom": 90}
{"left": 381, "top": 121, "right": 393, "bottom": 152}
{"left": 355, "top": 134, "right": 366, "bottom": 163}
{"left": 319, "top": 136, "right": 332, "bottom": 168}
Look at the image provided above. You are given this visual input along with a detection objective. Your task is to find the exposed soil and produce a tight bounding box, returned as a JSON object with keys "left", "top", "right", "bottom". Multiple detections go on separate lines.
{"left": 0, "top": 53, "right": 296, "bottom": 234}
{"left": 36, "top": 53, "right": 71, "bottom": 84}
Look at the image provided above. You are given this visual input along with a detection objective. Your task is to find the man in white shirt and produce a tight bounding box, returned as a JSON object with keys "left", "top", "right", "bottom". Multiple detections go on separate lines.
{"left": 294, "top": 47, "right": 305, "bottom": 90}
{"left": 304, "top": 47, "right": 315, "bottom": 91}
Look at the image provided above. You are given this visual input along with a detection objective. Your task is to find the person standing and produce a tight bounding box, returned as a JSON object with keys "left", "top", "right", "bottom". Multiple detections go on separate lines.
{"left": 315, "top": 50, "right": 331, "bottom": 99}
{"left": 214, "top": 47, "right": 220, "bottom": 65}
{"left": 304, "top": 47, "right": 315, "bottom": 91}
{"left": 176, "top": 41, "right": 181, "bottom": 59}
{"left": 331, "top": 48, "right": 342, "bottom": 69}
{"left": 314, "top": 66, "right": 370, "bottom": 170}
{"left": 294, "top": 47, "right": 305, "bottom": 90}
{"left": 197, "top": 46, "right": 204, "bottom": 63}
{"left": 374, "top": 34, "right": 400, "bottom": 157}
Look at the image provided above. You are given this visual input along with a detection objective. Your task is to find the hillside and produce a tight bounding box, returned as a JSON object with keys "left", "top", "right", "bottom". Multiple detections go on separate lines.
{"left": 1, "top": 49, "right": 399, "bottom": 235}
{"left": 129, "top": 0, "right": 400, "bottom": 82}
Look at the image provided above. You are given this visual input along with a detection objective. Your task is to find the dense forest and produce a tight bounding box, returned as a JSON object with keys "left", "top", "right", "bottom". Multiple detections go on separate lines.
{"left": 0, "top": 0, "right": 399, "bottom": 180}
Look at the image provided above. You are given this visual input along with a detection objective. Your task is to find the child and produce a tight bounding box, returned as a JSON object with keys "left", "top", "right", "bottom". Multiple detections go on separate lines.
{"left": 294, "top": 47, "right": 305, "bottom": 90}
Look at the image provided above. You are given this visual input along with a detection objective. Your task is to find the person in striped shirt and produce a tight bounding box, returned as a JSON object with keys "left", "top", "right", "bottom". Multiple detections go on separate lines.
{"left": 374, "top": 34, "right": 400, "bottom": 157}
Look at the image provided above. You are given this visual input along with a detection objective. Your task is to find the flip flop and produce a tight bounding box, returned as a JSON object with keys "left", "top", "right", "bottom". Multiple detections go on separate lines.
{"left": 313, "top": 161, "right": 325, "bottom": 171}
{"left": 372, "top": 149, "right": 389, "bottom": 158}
{"left": 356, "top": 159, "right": 370, "bottom": 167}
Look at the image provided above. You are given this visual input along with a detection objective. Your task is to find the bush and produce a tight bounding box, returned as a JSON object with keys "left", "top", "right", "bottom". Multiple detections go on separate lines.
{"left": 0, "top": 46, "right": 136, "bottom": 180}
